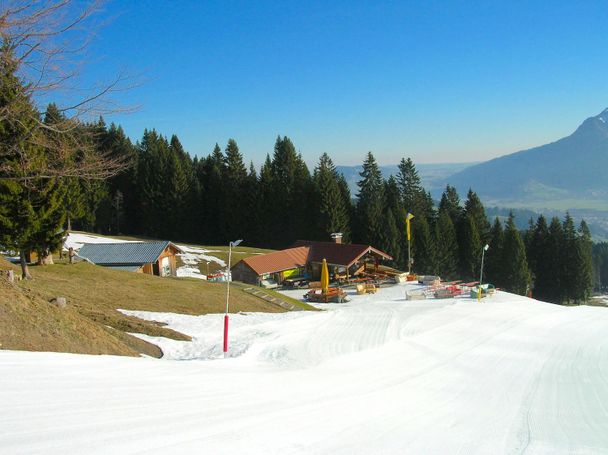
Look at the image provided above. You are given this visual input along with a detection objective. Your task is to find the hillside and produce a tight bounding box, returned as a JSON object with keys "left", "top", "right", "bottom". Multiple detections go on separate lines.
{"left": 0, "top": 262, "right": 154, "bottom": 357}
{"left": 443, "top": 108, "right": 608, "bottom": 208}
{"left": 0, "top": 235, "right": 312, "bottom": 357}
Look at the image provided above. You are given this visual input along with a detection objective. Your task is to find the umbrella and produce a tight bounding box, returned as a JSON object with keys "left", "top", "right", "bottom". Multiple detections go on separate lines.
{"left": 321, "top": 258, "right": 329, "bottom": 294}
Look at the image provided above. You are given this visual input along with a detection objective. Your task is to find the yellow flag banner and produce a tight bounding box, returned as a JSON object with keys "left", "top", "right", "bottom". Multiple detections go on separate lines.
{"left": 406, "top": 213, "right": 414, "bottom": 241}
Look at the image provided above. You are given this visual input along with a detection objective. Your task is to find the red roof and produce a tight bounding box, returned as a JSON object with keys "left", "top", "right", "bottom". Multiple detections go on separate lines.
{"left": 291, "top": 240, "right": 392, "bottom": 267}
{"left": 239, "top": 246, "right": 310, "bottom": 275}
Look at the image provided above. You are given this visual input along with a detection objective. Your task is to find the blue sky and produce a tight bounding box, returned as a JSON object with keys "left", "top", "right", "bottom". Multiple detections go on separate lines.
{"left": 86, "top": 0, "right": 608, "bottom": 166}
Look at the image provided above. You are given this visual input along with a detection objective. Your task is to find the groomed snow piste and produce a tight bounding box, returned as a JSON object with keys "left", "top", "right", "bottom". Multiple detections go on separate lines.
{"left": 1, "top": 284, "right": 608, "bottom": 454}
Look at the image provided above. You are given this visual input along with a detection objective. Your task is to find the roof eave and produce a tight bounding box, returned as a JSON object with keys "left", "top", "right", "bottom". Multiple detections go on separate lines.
{"left": 346, "top": 247, "right": 393, "bottom": 268}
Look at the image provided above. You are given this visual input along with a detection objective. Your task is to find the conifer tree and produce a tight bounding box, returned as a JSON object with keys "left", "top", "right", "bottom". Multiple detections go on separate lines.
{"left": 396, "top": 157, "right": 434, "bottom": 222}
{"left": 79, "top": 178, "right": 107, "bottom": 231}
{"left": 381, "top": 176, "right": 405, "bottom": 265}
{"left": 501, "top": 214, "right": 530, "bottom": 295}
{"left": 193, "top": 156, "right": 205, "bottom": 236}
{"left": 243, "top": 162, "right": 262, "bottom": 245}
{"left": 224, "top": 139, "right": 248, "bottom": 181}
{"left": 77, "top": 118, "right": 110, "bottom": 231}
{"left": 411, "top": 215, "right": 435, "bottom": 274}
{"left": 397, "top": 157, "right": 422, "bottom": 213}
{"left": 379, "top": 209, "right": 401, "bottom": 266}
{"left": 561, "top": 213, "right": 579, "bottom": 304}
{"left": 574, "top": 220, "right": 594, "bottom": 303}
{"left": 29, "top": 179, "right": 68, "bottom": 264}
{"left": 63, "top": 178, "right": 87, "bottom": 231}
{"left": 0, "top": 44, "right": 65, "bottom": 277}
{"left": 438, "top": 185, "right": 463, "bottom": 225}
{"left": 266, "top": 136, "right": 313, "bottom": 247}
{"left": 337, "top": 174, "right": 354, "bottom": 242}
{"left": 417, "top": 190, "right": 436, "bottom": 224}
{"left": 198, "top": 143, "right": 226, "bottom": 243}
{"left": 459, "top": 213, "right": 482, "bottom": 280}
{"left": 527, "top": 215, "right": 550, "bottom": 300}
{"left": 485, "top": 217, "right": 504, "bottom": 287}
{"left": 522, "top": 217, "right": 535, "bottom": 254}
{"left": 434, "top": 209, "right": 458, "bottom": 279}
{"left": 256, "top": 154, "right": 275, "bottom": 246}
{"left": 92, "top": 123, "right": 138, "bottom": 234}
{"left": 222, "top": 139, "right": 248, "bottom": 241}
{"left": 42, "top": 103, "right": 86, "bottom": 233}
{"left": 544, "top": 217, "right": 565, "bottom": 303}
{"left": 313, "top": 153, "right": 351, "bottom": 242}
{"left": 355, "top": 152, "right": 385, "bottom": 247}
{"left": 460, "top": 189, "right": 490, "bottom": 278}
{"left": 463, "top": 189, "right": 490, "bottom": 242}
{"left": 136, "top": 129, "right": 175, "bottom": 238}
{"left": 593, "top": 242, "right": 608, "bottom": 292}
{"left": 111, "top": 190, "right": 124, "bottom": 234}
{"left": 292, "top": 151, "right": 315, "bottom": 241}
{"left": 168, "top": 136, "right": 191, "bottom": 232}
{"left": 169, "top": 134, "right": 198, "bottom": 241}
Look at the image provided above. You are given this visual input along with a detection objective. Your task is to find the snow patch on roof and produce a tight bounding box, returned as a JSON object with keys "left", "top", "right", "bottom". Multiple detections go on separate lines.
{"left": 64, "top": 232, "right": 138, "bottom": 251}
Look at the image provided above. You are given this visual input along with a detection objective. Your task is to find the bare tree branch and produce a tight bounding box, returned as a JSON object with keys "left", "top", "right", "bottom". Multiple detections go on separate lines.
{"left": 0, "top": 0, "right": 138, "bottom": 182}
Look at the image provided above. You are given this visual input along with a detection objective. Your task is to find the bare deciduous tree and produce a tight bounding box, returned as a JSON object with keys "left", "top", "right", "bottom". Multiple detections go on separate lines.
{"left": 0, "top": 0, "right": 137, "bottom": 183}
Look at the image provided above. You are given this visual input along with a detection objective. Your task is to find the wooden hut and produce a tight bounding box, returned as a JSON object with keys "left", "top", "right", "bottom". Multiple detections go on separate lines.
{"left": 231, "top": 246, "right": 309, "bottom": 287}
{"left": 77, "top": 241, "right": 181, "bottom": 277}
{"left": 291, "top": 240, "right": 393, "bottom": 280}
{"left": 231, "top": 240, "right": 393, "bottom": 286}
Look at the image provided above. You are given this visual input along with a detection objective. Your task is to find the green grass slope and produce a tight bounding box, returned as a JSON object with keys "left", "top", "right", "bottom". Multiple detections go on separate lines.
{"left": 0, "top": 260, "right": 160, "bottom": 356}
{"left": 0, "top": 252, "right": 312, "bottom": 357}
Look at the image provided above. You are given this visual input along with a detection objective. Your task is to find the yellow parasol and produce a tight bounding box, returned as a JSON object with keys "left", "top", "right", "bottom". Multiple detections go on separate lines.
{"left": 320, "top": 258, "right": 329, "bottom": 294}
{"left": 406, "top": 212, "right": 414, "bottom": 241}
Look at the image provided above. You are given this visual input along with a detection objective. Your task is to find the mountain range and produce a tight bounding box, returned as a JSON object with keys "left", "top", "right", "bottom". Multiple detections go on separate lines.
{"left": 442, "top": 108, "right": 608, "bottom": 209}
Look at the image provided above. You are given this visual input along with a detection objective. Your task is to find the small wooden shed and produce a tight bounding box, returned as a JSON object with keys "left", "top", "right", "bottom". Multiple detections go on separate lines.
{"left": 77, "top": 241, "right": 182, "bottom": 277}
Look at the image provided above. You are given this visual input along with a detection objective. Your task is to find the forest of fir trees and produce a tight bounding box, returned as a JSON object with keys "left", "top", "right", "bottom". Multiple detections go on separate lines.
{"left": 1, "top": 102, "right": 598, "bottom": 305}
{"left": 47, "top": 120, "right": 596, "bottom": 305}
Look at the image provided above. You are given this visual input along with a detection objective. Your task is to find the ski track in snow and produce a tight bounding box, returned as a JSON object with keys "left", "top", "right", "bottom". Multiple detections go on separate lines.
{"left": 2, "top": 284, "right": 608, "bottom": 454}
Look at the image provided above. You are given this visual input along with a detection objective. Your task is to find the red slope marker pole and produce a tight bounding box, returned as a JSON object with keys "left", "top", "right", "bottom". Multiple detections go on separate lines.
{"left": 223, "top": 314, "right": 229, "bottom": 357}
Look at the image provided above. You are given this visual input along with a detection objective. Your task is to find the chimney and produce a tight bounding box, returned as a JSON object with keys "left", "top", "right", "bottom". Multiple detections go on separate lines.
{"left": 331, "top": 232, "right": 343, "bottom": 244}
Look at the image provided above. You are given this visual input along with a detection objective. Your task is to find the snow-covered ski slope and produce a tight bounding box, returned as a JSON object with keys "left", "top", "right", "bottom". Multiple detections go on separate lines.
{"left": 2, "top": 284, "right": 608, "bottom": 454}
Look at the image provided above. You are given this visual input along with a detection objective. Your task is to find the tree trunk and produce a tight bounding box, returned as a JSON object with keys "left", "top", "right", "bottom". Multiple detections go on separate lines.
{"left": 67, "top": 215, "right": 71, "bottom": 232}
{"left": 20, "top": 250, "right": 32, "bottom": 280}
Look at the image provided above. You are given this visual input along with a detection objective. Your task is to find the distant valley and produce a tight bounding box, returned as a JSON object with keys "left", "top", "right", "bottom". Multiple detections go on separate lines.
{"left": 441, "top": 108, "right": 608, "bottom": 210}
{"left": 337, "top": 108, "right": 608, "bottom": 240}
{"left": 336, "top": 162, "right": 476, "bottom": 197}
